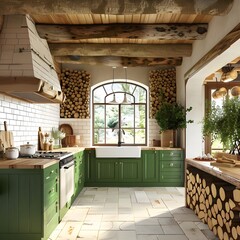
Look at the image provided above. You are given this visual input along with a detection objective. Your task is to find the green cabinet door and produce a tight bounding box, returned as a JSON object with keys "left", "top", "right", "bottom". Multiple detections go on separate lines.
{"left": 96, "top": 159, "right": 118, "bottom": 182}
{"left": 142, "top": 150, "right": 158, "bottom": 182}
{"left": 0, "top": 163, "right": 60, "bottom": 240}
{"left": 118, "top": 159, "right": 142, "bottom": 182}
{"left": 85, "top": 150, "right": 96, "bottom": 183}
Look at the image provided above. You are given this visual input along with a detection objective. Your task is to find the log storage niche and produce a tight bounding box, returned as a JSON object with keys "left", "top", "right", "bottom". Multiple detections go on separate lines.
{"left": 60, "top": 69, "right": 91, "bottom": 118}
{"left": 186, "top": 159, "right": 240, "bottom": 240}
{"left": 149, "top": 68, "right": 176, "bottom": 118}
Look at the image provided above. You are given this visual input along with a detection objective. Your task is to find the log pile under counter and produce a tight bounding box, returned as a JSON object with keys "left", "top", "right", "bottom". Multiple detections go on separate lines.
{"left": 185, "top": 159, "right": 240, "bottom": 240}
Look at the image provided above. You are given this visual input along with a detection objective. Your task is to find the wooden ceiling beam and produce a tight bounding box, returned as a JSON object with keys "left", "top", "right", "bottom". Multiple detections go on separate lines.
{"left": 54, "top": 56, "right": 182, "bottom": 67}
{"left": 49, "top": 43, "right": 192, "bottom": 58}
{"left": 185, "top": 23, "right": 240, "bottom": 81}
{"left": 0, "top": 0, "right": 233, "bottom": 15}
{"left": 36, "top": 23, "right": 208, "bottom": 42}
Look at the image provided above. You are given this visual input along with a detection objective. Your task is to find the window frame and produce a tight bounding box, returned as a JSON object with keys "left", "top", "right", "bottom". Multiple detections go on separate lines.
{"left": 92, "top": 81, "right": 148, "bottom": 146}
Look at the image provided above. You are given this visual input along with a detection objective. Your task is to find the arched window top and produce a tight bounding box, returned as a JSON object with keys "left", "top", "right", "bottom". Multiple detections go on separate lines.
{"left": 93, "top": 81, "right": 147, "bottom": 104}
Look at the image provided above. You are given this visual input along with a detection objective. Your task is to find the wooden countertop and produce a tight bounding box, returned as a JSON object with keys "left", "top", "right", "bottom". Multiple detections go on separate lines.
{"left": 186, "top": 158, "right": 240, "bottom": 188}
{"left": 0, "top": 158, "right": 59, "bottom": 169}
{"left": 0, "top": 147, "right": 85, "bottom": 169}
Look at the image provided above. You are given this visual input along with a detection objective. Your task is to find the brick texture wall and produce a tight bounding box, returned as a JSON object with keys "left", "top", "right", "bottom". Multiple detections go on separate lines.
{"left": 0, "top": 93, "right": 59, "bottom": 148}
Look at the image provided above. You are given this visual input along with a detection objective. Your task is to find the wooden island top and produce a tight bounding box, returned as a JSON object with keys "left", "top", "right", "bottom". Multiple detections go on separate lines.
{"left": 186, "top": 158, "right": 240, "bottom": 188}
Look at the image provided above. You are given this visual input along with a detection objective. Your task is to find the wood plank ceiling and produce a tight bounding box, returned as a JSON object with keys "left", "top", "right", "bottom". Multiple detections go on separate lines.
{"left": 0, "top": 0, "right": 234, "bottom": 67}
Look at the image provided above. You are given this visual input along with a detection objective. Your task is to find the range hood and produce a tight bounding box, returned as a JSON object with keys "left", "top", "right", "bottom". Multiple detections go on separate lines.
{"left": 0, "top": 15, "right": 65, "bottom": 103}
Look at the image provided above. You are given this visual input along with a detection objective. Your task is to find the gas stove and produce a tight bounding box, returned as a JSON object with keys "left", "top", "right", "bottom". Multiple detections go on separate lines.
{"left": 20, "top": 151, "right": 73, "bottom": 160}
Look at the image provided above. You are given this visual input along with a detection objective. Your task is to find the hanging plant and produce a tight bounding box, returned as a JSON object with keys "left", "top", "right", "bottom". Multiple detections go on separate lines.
{"left": 202, "top": 97, "right": 240, "bottom": 153}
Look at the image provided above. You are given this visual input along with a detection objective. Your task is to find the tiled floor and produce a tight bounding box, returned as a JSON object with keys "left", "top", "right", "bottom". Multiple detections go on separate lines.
{"left": 48, "top": 187, "right": 218, "bottom": 240}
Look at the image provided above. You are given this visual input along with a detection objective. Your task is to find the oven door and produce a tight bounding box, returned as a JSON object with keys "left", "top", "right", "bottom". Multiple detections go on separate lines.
{"left": 60, "top": 161, "right": 75, "bottom": 209}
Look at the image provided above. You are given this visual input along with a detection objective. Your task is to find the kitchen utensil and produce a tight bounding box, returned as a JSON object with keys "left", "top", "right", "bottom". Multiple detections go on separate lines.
{"left": 38, "top": 127, "right": 44, "bottom": 150}
{"left": 59, "top": 124, "right": 73, "bottom": 136}
{"left": 5, "top": 147, "right": 19, "bottom": 159}
{"left": 20, "top": 142, "right": 36, "bottom": 156}
{"left": 62, "top": 135, "right": 80, "bottom": 147}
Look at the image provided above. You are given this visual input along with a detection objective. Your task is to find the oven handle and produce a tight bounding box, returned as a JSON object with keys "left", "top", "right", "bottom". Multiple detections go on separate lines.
{"left": 63, "top": 161, "right": 75, "bottom": 169}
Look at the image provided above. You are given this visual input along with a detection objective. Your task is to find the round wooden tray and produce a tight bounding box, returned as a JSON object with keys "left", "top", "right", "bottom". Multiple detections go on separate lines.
{"left": 59, "top": 124, "right": 73, "bottom": 136}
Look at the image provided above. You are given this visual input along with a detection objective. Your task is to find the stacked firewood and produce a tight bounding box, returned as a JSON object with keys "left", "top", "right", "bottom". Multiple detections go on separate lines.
{"left": 186, "top": 167, "right": 240, "bottom": 240}
{"left": 60, "top": 69, "right": 91, "bottom": 118}
{"left": 149, "top": 68, "right": 176, "bottom": 118}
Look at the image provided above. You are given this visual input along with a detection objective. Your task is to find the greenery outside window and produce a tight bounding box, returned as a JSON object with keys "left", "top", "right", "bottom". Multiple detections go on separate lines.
{"left": 92, "top": 81, "right": 147, "bottom": 146}
{"left": 205, "top": 82, "right": 240, "bottom": 154}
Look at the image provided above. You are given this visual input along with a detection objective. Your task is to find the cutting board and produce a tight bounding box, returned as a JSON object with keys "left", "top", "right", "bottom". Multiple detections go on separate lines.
{"left": 0, "top": 121, "right": 14, "bottom": 149}
{"left": 0, "top": 131, "right": 14, "bottom": 149}
{"left": 210, "top": 161, "right": 236, "bottom": 168}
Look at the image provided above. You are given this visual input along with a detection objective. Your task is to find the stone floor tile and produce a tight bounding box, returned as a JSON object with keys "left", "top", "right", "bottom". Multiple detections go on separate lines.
{"left": 179, "top": 222, "right": 209, "bottom": 240}
{"left": 157, "top": 235, "right": 189, "bottom": 240}
{"left": 135, "top": 225, "right": 164, "bottom": 234}
{"left": 135, "top": 191, "right": 150, "bottom": 203}
{"left": 147, "top": 208, "right": 172, "bottom": 218}
{"left": 62, "top": 208, "right": 88, "bottom": 222}
{"left": 162, "top": 224, "right": 184, "bottom": 234}
{"left": 81, "top": 222, "right": 101, "bottom": 231}
{"left": 76, "top": 230, "right": 98, "bottom": 240}
{"left": 100, "top": 221, "right": 135, "bottom": 230}
{"left": 118, "top": 207, "right": 132, "bottom": 214}
{"left": 157, "top": 217, "right": 178, "bottom": 225}
{"left": 135, "top": 217, "right": 160, "bottom": 226}
{"left": 150, "top": 199, "right": 168, "bottom": 209}
{"left": 137, "top": 235, "right": 159, "bottom": 240}
{"left": 98, "top": 230, "right": 137, "bottom": 240}
{"left": 84, "top": 214, "right": 102, "bottom": 222}
{"left": 56, "top": 222, "right": 82, "bottom": 240}
{"left": 173, "top": 213, "right": 201, "bottom": 222}
{"left": 201, "top": 229, "right": 219, "bottom": 240}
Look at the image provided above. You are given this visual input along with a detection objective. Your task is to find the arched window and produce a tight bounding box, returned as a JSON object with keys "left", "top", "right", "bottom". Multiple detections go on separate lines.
{"left": 92, "top": 81, "right": 148, "bottom": 146}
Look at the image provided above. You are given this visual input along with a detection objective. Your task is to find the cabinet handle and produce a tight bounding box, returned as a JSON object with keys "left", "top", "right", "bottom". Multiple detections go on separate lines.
{"left": 49, "top": 187, "right": 55, "bottom": 194}
{"left": 170, "top": 163, "right": 174, "bottom": 167}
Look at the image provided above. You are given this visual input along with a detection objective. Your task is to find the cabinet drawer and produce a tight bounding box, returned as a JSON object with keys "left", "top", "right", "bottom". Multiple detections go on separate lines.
{"left": 160, "top": 161, "right": 183, "bottom": 171}
{"left": 160, "top": 150, "right": 183, "bottom": 160}
{"left": 160, "top": 171, "right": 183, "bottom": 183}
{"left": 44, "top": 178, "right": 59, "bottom": 210}
{"left": 44, "top": 164, "right": 59, "bottom": 183}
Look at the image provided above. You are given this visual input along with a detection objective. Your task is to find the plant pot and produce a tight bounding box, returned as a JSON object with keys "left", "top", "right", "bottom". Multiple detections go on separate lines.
{"left": 161, "top": 130, "right": 174, "bottom": 147}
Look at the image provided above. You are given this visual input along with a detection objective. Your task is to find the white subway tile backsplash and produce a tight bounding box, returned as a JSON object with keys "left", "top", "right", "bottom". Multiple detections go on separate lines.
{"left": 0, "top": 93, "right": 59, "bottom": 147}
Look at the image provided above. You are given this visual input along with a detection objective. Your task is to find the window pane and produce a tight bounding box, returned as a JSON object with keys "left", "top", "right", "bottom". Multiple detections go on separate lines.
{"left": 122, "top": 129, "right": 134, "bottom": 144}
{"left": 121, "top": 105, "right": 134, "bottom": 127}
{"left": 93, "top": 87, "right": 106, "bottom": 103}
{"left": 134, "top": 86, "right": 146, "bottom": 103}
{"left": 94, "top": 129, "right": 105, "bottom": 144}
{"left": 94, "top": 105, "right": 105, "bottom": 128}
{"left": 135, "top": 129, "right": 145, "bottom": 144}
{"left": 135, "top": 104, "right": 146, "bottom": 128}
{"left": 106, "top": 105, "right": 119, "bottom": 129}
{"left": 106, "top": 129, "right": 118, "bottom": 144}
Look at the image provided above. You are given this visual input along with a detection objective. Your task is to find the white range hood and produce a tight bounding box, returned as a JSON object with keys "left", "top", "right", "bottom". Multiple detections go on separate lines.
{"left": 0, "top": 15, "right": 64, "bottom": 103}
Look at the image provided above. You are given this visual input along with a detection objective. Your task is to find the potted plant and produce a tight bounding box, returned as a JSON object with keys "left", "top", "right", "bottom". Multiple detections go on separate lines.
{"left": 202, "top": 97, "right": 240, "bottom": 154}
{"left": 155, "top": 102, "right": 193, "bottom": 147}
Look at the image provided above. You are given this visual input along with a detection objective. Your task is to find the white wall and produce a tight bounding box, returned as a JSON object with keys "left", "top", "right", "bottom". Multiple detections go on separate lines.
{"left": 0, "top": 93, "right": 59, "bottom": 148}
{"left": 177, "top": 0, "right": 240, "bottom": 157}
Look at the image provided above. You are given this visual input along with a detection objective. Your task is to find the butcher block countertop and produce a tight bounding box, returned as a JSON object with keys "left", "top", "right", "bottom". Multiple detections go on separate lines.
{"left": 0, "top": 147, "right": 85, "bottom": 169}
{"left": 186, "top": 158, "right": 240, "bottom": 188}
{"left": 0, "top": 158, "right": 59, "bottom": 169}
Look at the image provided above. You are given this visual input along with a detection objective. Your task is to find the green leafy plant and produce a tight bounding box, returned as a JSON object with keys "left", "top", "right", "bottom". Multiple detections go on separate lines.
{"left": 155, "top": 102, "right": 193, "bottom": 132}
{"left": 202, "top": 97, "right": 240, "bottom": 153}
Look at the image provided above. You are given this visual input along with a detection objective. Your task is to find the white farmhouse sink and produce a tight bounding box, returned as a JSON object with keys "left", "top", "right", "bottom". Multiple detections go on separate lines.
{"left": 95, "top": 146, "right": 141, "bottom": 158}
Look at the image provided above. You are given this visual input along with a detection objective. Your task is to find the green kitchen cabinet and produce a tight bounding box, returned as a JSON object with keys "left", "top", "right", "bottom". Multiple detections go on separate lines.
{"left": 96, "top": 158, "right": 142, "bottom": 183}
{"left": 0, "top": 163, "right": 59, "bottom": 240}
{"left": 96, "top": 159, "right": 118, "bottom": 182}
{"left": 73, "top": 150, "right": 85, "bottom": 198}
{"left": 158, "top": 150, "right": 184, "bottom": 186}
{"left": 142, "top": 150, "right": 158, "bottom": 183}
{"left": 84, "top": 149, "right": 96, "bottom": 183}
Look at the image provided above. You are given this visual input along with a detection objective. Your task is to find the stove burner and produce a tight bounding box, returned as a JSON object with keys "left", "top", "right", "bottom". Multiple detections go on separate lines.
{"left": 20, "top": 151, "right": 73, "bottom": 160}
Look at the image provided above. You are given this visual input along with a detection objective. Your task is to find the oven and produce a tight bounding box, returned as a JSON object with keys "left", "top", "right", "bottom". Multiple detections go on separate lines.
{"left": 59, "top": 154, "right": 75, "bottom": 209}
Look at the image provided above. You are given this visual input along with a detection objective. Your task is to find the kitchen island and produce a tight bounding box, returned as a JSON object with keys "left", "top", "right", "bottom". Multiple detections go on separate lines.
{"left": 185, "top": 158, "right": 240, "bottom": 240}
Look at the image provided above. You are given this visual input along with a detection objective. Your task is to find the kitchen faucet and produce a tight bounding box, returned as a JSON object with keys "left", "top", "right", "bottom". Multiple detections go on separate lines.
{"left": 117, "top": 128, "right": 125, "bottom": 146}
